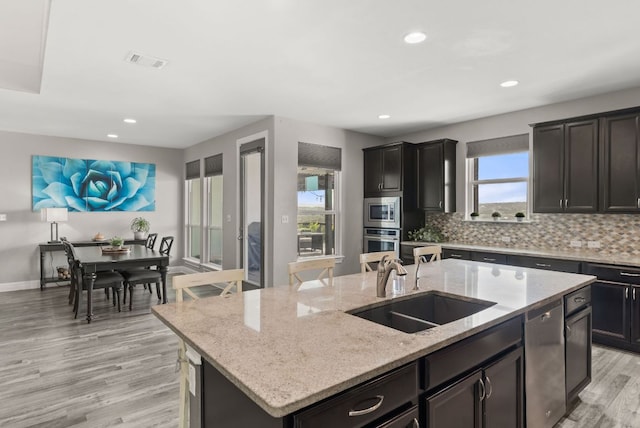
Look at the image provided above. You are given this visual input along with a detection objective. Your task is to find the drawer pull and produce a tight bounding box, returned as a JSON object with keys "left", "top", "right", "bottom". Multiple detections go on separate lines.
{"left": 535, "top": 263, "right": 551, "bottom": 268}
{"left": 348, "top": 395, "right": 384, "bottom": 417}
{"left": 541, "top": 311, "right": 552, "bottom": 321}
{"left": 483, "top": 258, "right": 496, "bottom": 262}
{"left": 450, "top": 254, "right": 462, "bottom": 258}
{"left": 620, "top": 272, "right": 640, "bottom": 277}
{"left": 573, "top": 296, "right": 586, "bottom": 303}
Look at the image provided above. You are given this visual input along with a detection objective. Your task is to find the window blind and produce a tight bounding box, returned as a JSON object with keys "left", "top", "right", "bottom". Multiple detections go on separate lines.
{"left": 466, "top": 134, "right": 529, "bottom": 158}
{"left": 185, "top": 160, "right": 200, "bottom": 180}
{"left": 204, "top": 154, "right": 223, "bottom": 177}
{"left": 298, "top": 141, "right": 342, "bottom": 171}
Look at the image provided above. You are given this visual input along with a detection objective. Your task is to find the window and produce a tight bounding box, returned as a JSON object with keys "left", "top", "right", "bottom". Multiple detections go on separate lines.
{"left": 205, "top": 154, "right": 223, "bottom": 267}
{"left": 466, "top": 134, "right": 529, "bottom": 219}
{"left": 297, "top": 142, "right": 341, "bottom": 258}
{"left": 185, "top": 160, "right": 201, "bottom": 261}
{"left": 184, "top": 155, "right": 224, "bottom": 268}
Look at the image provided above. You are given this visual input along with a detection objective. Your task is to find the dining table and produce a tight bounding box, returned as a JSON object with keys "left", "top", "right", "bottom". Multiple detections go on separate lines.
{"left": 73, "top": 244, "right": 170, "bottom": 323}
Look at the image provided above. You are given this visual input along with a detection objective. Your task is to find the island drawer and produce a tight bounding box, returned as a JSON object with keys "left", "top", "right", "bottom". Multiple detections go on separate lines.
{"left": 507, "top": 255, "right": 581, "bottom": 273}
{"left": 293, "top": 362, "right": 418, "bottom": 428}
{"left": 565, "top": 285, "right": 591, "bottom": 316}
{"left": 471, "top": 251, "right": 508, "bottom": 264}
{"left": 423, "top": 316, "right": 522, "bottom": 392}
{"left": 584, "top": 263, "right": 640, "bottom": 285}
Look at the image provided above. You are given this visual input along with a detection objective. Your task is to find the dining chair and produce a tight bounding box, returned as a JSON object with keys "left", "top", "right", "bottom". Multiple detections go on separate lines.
{"left": 288, "top": 258, "right": 335, "bottom": 286}
{"left": 172, "top": 269, "right": 244, "bottom": 428}
{"left": 62, "top": 240, "right": 124, "bottom": 320}
{"left": 359, "top": 250, "right": 397, "bottom": 273}
{"left": 145, "top": 233, "right": 158, "bottom": 250}
{"left": 121, "top": 236, "right": 174, "bottom": 309}
{"left": 413, "top": 245, "right": 442, "bottom": 265}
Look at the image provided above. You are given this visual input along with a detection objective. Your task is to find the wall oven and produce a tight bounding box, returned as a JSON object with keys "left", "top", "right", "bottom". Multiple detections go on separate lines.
{"left": 363, "top": 197, "right": 401, "bottom": 229}
{"left": 363, "top": 228, "right": 400, "bottom": 255}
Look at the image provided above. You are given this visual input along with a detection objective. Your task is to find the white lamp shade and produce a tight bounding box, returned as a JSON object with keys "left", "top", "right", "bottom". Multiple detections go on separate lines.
{"left": 41, "top": 207, "right": 68, "bottom": 222}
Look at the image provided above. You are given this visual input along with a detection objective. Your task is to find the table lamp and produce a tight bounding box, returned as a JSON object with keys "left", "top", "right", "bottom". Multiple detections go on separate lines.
{"left": 41, "top": 207, "right": 68, "bottom": 243}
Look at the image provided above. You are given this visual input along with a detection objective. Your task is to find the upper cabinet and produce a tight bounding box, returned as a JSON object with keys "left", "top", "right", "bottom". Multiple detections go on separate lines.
{"left": 363, "top": 142, "right": 416, "bottom": 197}
{"left": 533, "top": 119, "right": 598, "bottom": 213}
{"left": 417, "top": 139, "right": 457, "bottom": 212}
{"left": 600, "top": 112, "right": 640, "bottom": 212}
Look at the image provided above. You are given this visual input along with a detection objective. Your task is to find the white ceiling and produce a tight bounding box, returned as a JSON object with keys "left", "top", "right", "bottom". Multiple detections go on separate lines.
{"left": 1, "top": 0, "right": 640, "bottom": 149}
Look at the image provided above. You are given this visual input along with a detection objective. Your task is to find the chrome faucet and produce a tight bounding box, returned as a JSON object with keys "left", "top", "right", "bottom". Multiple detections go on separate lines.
{"left": 376, "top": 255, "right": 408, "bottom": 298}
{"left": 414, "top": 255, "right": 425, "bottom": 291}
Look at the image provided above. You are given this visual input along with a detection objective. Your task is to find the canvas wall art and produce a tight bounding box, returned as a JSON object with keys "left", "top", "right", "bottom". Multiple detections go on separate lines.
{"left": 32, "top": 156, "right": 156, "bottom": 212}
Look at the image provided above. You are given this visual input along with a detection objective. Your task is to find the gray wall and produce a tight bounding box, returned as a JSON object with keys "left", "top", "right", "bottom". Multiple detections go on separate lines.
{"left": 184, "top": 116, "right": 383, "bottom": 287}
{"left": 389, "top": 86, "right": 640, "bottom": 212}
{"left": 0, "top": 130, "right": 183, "bottom": 290}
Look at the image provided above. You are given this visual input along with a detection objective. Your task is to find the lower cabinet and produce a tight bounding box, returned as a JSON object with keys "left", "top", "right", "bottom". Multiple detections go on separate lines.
{"left": 425, "top": 347, "right": 524, "bottom": 428}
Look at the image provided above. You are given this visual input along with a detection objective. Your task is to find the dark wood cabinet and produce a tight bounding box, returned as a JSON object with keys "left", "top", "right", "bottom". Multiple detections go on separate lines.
{"left": 532, "top": 119, "right": 598, "bottom": 213}
{"left": 425, "top": 348, "right": 523, "bottom": 428}
{"left": 364, "top": 143, "right": 416, "bottom": 197}
{"left": 585, "top": 263, "right": 640, "bottom": 352}
{"left": 416, "top": 139, "right": 457, "bottom": 212}
{"left": 600, "top": 112, "right": 640, "bottom": 212}
{"left": 565, "top": 306, "right": 592, "bottom": 408}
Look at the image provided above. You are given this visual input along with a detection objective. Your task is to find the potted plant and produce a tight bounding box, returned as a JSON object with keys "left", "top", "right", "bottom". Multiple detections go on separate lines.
{"left": 130, "top": 217, "right": 150, "bottom": 239}
{"left": 491, "top": 211, "right": 501, "bottom": 221}
{"left": 515, "top": 212, "right": 525, "bottom": 222}
{"left": 470, "top": 212, "right": 479, "bottom": 220}
{"left": 110, "top": 236, "right": 124, "bottom": 249}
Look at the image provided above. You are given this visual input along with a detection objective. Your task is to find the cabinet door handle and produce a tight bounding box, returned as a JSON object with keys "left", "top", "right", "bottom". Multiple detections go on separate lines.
{"left": 573, "top": 296, "right": 586, "bottom": 304}
{"left": 566, "top": 325, "right": 572, "bottom": 337}
{"left": 565, "top": 199, "right": 568, "bottom": 208}
{"left": 412, "top": 418, "right": 420, "bottom": 428}
{"left": 634, "top": 288, "right": 637, "bottom": 301}
{"left": 637, "top": 197, "right": 640, "bottom": 209}
{"left": 478, "top": 378, "right": 486, "bottom": 401}
{"left": 439, "top": 201, "right": 443, "bottom": 209}
{"left": 560, "top": 199, "right": 563, "bottom": 208}
{"left": 535, "top": 263, "right": 551, "bottom": 268}
{"left": 626, "top": 288, "right": 629, "bottom": 299}
{"left": 541, "top": 311, "right": 552, "bottom": 321}
{"left": 348, "top": 395, "right": 384, "bottom": 417}
{"left": 483, "top": 258, "right": 496, "bottom": 262}
{"left": 485, "top": 375, "right": 493, "bottom": 398}
{"left": 620, "top": 272, "right": 640, "bottom": 277}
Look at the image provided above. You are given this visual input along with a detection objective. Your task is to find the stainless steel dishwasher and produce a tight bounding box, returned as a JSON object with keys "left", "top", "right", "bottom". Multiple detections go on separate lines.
{"left": 525, "top": 299, "right": 566, "bottom": 428}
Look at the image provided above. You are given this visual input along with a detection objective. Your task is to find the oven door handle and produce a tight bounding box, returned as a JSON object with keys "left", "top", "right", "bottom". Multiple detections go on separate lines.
{"left": 364, "top": 236, "right": 400, "bottom": 241}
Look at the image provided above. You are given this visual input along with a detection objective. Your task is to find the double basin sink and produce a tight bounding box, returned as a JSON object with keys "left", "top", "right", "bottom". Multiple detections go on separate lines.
{"left": 350, "top": 291, "right": 497, "bottom": 334}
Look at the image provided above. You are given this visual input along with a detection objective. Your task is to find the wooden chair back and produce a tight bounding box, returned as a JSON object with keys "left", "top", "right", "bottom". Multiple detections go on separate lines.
{"left": 413, "top": 245, "right": 442, "bottom": 265}
{"left": 359, "top": 251, "right": 397, "bottom": 273}
{"left": 172, "top": 269, "right": 244, "bottom": 302}
{"left": 288, "top": 258, "right": 335, "bottom": 286}
{"left": 159, "top": 236, "right": 174, "bottom": 256}
{"left": 145, "top": 233, "right": 158, "bottom": 250}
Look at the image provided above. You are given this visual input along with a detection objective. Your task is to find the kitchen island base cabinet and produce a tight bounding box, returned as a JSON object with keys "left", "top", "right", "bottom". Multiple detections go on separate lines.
{"left": 425, "top": 347, "right": 524, "bottom": 428}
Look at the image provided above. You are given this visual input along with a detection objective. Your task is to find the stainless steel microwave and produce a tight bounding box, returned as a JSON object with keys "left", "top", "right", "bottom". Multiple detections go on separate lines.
{"left": 363, "top": 197, "right": 401, "bottom": 229}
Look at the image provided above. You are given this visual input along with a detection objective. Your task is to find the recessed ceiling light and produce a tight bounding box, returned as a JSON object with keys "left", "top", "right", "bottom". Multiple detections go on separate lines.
{"left": 500, "top": 80, "right": 519, "bottom": 88}
{"left": 107, "top": 134, "right": 118, "bottom": 139}
{"left": 123, "top": 118, "right": 137, "bottom": 124}
{"left": 378, "top": 114, "right": 391, "bottom": 119}
{"left": 404, "top": 31, "right": 427, "bottom": 44}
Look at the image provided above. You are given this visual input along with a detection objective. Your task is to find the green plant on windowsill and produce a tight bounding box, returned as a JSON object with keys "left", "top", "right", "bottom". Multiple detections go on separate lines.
{"left": 408, "top": 226, "right": 444, "bottom": 243}
{"left": 515, "top": 212, "right": 525, "bottom": 222}
{"left": 470, "top": 212, "right": 479, "bottom": 220}
{"left": 491, "top": 211, "right": 501, "bottom": 220}
{"left": 308, "top": 221, "right": 321, "bottom": 232}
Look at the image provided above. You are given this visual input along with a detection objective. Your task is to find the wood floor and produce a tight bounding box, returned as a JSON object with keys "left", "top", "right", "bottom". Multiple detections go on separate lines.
{"left": 0, "top": 281, "right": 639, "bottom": 428}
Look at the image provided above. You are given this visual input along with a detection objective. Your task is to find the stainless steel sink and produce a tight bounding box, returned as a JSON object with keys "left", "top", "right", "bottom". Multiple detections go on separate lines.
{"left": 349, "top": 292, "right": 497, "bottom": 333}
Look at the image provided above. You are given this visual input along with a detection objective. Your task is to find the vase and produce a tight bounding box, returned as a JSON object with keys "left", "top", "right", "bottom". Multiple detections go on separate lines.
{"left": 134, "top": 231, "right": 146, "bottom": 240}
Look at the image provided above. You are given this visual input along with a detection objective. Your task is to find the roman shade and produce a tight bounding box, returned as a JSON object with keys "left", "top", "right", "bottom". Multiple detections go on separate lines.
{"left": 185, "top": 160, "right": 200, "bottom": 180}
{"left": 466, "top": 134, "right": 529, "bottom": 158}
{"left": 298, "top": 142, "right": 342, "bottom": 171}
{"left": 204, "top": 153, "right": 223, "bottom": 177}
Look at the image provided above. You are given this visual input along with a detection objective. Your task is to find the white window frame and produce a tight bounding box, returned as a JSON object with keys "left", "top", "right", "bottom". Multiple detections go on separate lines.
{"left": 466, "top": 153, "right": 529, "bottom": 220}
{"left": 202, "top": 174, "right": 223, "bottom": 270}
{"left": 184, "top": 177, "right": 202, "bottom": 263}
{"left": 296, "top": 167, "right": 342, "bottom": 260}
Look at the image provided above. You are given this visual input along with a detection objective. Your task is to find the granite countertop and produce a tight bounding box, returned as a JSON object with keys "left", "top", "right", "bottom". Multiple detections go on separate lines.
{"left": 152, "top": 259, "right": 595, "bottom": 418}
{"left": 401, "top": 241, "right": 640, "bottom": 267}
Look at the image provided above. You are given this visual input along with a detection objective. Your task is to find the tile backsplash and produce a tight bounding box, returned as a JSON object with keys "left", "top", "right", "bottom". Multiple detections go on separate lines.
{"left": 424, "top": 213, "right": 640, "bottom": 257}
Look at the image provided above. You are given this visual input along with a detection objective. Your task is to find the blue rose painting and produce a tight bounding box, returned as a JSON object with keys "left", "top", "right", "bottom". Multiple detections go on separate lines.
{"left": 32, "top": 156, "right": 156, "bottom": 212}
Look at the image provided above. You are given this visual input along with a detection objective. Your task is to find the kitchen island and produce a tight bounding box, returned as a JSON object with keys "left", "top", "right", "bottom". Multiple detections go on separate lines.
{"left": 152, "top": 259, "right": 595, "bottom": 427}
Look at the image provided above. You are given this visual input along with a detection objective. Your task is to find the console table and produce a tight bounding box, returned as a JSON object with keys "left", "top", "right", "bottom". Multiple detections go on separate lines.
{"left": 39, "top": 239, "right": 146, "bottom": 289}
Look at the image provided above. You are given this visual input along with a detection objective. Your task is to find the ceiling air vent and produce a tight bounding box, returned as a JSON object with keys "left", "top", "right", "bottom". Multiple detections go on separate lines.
{"left": 124, "top": 51, "right": 168, "bottom": 69}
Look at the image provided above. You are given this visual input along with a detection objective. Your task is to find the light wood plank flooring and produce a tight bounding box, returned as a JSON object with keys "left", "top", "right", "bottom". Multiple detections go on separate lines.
{"left": 1, "top": 282, "right": 639, "bottom": 427}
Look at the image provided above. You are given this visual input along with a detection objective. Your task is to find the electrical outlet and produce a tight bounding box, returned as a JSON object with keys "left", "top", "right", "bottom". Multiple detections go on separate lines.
{"left": 501, "top": 236, "right": 511, "bottom": 243}
{"left": 226, "top": 214, "right": 232, "bottom": 223}
{"left": 0, "top": 214, "right": 6, "bottom": 221}
{"left": 587, "top": 241, "right": 601, "bottom": 249}
{"left": 570, "top": 240, "right": 582, "bottom": 248}
{"left": 281, "top": 215, "right": 289, "bottom": 224}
